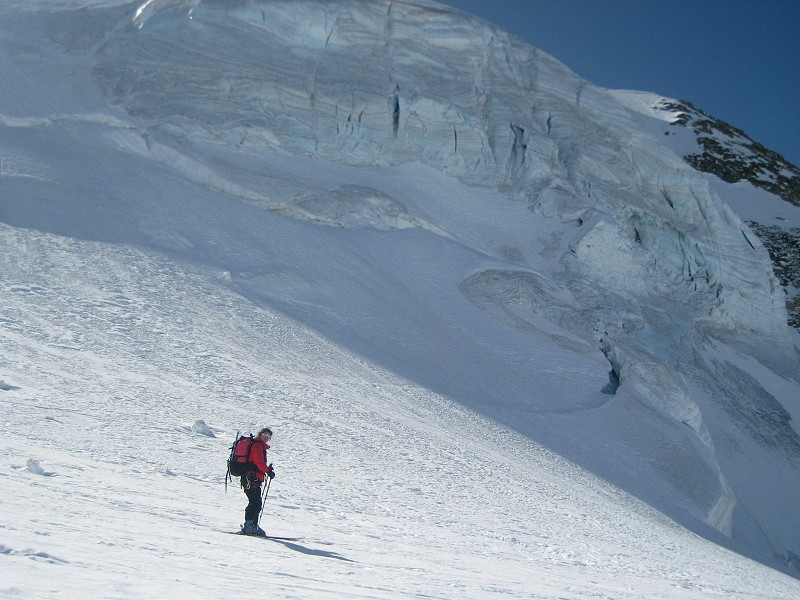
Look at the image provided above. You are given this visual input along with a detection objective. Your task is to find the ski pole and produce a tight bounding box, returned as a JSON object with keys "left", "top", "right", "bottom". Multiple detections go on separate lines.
{"left": 257, "top": 476, "right": 271, "bottom": 525}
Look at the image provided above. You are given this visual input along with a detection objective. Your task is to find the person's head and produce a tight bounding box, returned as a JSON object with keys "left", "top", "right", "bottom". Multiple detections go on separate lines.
{"left": 257, "top": 427, "right": 272, "bottom": 441}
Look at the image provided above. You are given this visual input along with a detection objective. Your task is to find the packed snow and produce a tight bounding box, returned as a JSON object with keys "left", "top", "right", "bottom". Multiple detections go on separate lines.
{"left": 2, "top": 0, "right": 800, "bottom": 598}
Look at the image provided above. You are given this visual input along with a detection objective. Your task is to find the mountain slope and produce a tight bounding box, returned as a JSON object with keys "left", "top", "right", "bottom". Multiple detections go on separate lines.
{"left": 2, "top": 0, "right": 800, "bottom": 595}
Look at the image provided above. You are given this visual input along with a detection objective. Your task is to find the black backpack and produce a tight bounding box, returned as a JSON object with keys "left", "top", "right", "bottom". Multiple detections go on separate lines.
{"left": 225, "top": 432, "right": 258, "bottom": 490}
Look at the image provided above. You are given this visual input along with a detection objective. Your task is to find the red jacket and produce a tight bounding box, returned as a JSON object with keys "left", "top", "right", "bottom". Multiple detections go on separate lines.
{"left": 247, "top": 438, "right": 270, "bottom": 481}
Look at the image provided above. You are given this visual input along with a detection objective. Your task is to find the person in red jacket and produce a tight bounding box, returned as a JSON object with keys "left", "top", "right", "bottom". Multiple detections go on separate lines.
{"left": 241, "top": 427, "right": 276, "bottom": 536}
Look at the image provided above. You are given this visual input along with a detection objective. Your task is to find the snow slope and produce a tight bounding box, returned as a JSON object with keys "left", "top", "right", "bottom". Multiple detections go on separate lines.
{"left": 2, "top": 0, "right": 800, "bottom": 597}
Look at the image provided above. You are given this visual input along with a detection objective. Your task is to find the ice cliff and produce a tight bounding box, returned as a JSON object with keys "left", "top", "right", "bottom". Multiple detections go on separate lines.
{"left": 101, "top": 0, "right": 789, "bottom": 338}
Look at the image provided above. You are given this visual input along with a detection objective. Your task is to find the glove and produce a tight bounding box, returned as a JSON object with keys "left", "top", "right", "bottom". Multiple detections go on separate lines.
{"left": 266, "top": 464, "right": 276, "bottom": 480}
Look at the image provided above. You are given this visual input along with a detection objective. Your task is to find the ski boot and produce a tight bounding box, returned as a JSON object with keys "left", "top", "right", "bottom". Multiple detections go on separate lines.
{"left": 242, "top": 520, "right": 266, "bottom": 537}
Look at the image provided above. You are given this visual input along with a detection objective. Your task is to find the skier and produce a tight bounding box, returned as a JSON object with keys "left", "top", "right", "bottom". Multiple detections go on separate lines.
{"left": 239, "top": 427, "right": 276, "bottom": 536}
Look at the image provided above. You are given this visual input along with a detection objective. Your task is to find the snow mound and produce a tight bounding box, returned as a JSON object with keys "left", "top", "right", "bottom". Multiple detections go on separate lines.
{"left": 459, "top": 268, "right": 591, "bottom": 353}
{"left": 0, "top": 379, "right": 20, "bottom": 391}
{"left": 190, "top": 419, "right": 215, "bottom": 437}
{"left": 25, "top": 458, "right": 56, "bottom": 477}
{"left": 274, "top": 184, "right": 445, "bottom": 232}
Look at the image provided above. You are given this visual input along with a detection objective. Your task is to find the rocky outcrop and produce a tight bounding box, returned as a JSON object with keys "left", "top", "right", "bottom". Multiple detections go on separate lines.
{"left": 663, "top": 100, "right": 800, "bottom": 206}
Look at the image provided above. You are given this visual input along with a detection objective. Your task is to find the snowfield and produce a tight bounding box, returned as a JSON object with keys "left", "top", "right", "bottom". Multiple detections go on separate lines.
{"left": 3, "top": 224, "right": 798, "bottom": 598}
{"left": 2, "top": 1, "right": 800, "bottom": 598}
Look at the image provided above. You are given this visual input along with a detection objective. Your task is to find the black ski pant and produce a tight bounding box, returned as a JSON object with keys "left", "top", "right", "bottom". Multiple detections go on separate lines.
{"left": 242, "top": 475, "right": 262, "bottom": 522}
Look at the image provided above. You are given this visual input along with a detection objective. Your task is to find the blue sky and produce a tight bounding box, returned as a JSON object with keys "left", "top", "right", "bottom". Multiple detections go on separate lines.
{"left": 439, "top": 0, "right": 800, "bottom": 168}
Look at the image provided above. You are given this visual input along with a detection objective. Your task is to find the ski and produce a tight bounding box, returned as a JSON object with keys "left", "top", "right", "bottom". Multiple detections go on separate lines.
{"left": 225, "top": 531, "right": 305, "bottom": 541}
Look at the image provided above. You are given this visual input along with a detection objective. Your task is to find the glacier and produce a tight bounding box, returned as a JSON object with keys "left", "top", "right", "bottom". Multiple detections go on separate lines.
{"left": 98, "top": 0, "right": 790, "bottom": 335}
{"left": 2, "top": 0, "right": 800, "bottom": 595}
